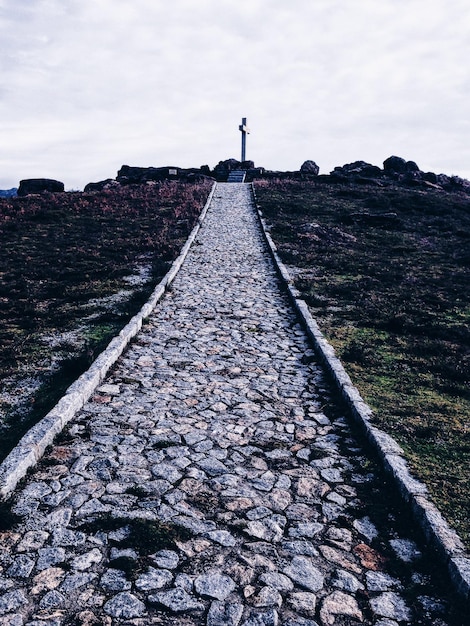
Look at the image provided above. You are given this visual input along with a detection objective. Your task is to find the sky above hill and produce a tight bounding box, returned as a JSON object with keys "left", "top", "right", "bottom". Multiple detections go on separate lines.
{"left": 1, "top": 0, "right": 469, "bottom": 190}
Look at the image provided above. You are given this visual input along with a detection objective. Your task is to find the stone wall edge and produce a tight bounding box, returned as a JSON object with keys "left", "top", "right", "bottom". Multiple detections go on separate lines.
{"left": 0, "top": 182, "right": 217, "bottom": 500}
{"left": 251, "top": 182, "right": 470, "bottom": 608}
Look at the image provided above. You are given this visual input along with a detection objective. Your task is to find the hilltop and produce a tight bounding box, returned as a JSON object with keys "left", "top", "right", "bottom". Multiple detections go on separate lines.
{"left": 0, "top": 158, "right": 468, "bottom": 546}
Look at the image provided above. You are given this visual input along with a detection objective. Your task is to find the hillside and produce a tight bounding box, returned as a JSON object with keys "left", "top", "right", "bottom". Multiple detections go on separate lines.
{"left": 254, "top": 177, "right": 470, "bottom": 546}
{"left": 0, "top": 180, "right": 212, "bottom": 459}
{"left": 1, "top": 167, "right": 468, "bottom": 548}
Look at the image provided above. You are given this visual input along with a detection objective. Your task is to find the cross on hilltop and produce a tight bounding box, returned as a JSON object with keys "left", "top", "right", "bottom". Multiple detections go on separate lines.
{"left": 239, "top": 117, "right": 250, "bottom": 162}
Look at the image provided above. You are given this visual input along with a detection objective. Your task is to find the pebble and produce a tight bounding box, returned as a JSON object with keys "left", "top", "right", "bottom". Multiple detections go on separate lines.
{"left": 0, "top": 184, "right": 459, "bottom": 625}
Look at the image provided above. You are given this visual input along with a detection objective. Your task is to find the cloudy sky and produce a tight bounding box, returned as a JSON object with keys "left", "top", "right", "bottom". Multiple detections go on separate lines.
{"left": 1, "top": 0, "right": 469, "bottom": 190}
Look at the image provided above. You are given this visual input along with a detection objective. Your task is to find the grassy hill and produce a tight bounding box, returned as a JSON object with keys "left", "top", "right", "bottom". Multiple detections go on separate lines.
{"left": 0, "top": 180, "right": 212, "bottom": 459}
{"left": 254, "top": 178, "right": 470, "bottom": 547}
{"left": 1, "top": 175, "right": 468, "bottom": 548}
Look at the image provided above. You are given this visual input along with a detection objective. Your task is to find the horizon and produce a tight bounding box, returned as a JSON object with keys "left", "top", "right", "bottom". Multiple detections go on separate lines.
{"left": 2, "top": 150, "right": 469, "bottom": 193}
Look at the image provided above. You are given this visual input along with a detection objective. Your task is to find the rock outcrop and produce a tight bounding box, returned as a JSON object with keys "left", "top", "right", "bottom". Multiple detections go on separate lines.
{"left": 331, "top": 161, "right": 382, "bottom": 181}
{"left": 84, "top": 179, "right": 119, "bottom": 192}
{"left": 300, "top": 160, "right": 320, "bottom": 175}
{"left": 17, "top": 179, "right": 65, "bottom": 196}
{"left": 212, "top": 159, "right": 260, "bottom": 181}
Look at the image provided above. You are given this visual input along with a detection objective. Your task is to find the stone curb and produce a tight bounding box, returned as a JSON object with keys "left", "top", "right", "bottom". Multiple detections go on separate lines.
{"left": 0, "top": 182, "right": 217, "bottom": 501}
{"left": 251, "top": 183, "right": 470, "bottom": 608}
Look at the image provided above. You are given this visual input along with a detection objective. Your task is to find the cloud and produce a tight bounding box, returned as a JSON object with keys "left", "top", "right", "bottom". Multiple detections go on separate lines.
{"left": 1, "top": 0, "right": 470, "bottom": 188}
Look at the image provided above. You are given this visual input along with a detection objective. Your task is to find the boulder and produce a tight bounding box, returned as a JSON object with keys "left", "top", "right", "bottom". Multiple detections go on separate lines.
{"left": 84, "top": 179, "right": 119, "bottom": 192}
{"left": 405, "top": 160, "right": 420, "bottom": 172}
{"left": 116, "top": 165, "right": 180, "bottom": 184}
{"left": 17, "top": 179, "right": 65, "bottom": 196}
{"left": 383, "top": 156, "right": 407, "bottom": 174}
{"left": 331, "top": 161, "right": 382, "bottom": 180}
{"left": 300, "top": 160, "right": 320, "bottom": 175}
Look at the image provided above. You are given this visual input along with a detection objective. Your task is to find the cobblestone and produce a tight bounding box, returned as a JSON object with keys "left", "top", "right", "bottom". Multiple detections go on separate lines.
{"left": 0, "top": 184, "right": 464, "bottom": 624}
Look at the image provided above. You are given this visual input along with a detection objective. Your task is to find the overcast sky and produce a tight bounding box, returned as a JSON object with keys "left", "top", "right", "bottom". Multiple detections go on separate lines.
{"left": 1, "top": 0, "right": 469, "bottom": 190}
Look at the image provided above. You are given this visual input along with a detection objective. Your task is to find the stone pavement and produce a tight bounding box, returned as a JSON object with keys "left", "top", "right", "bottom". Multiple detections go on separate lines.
{"left": 0, "top": 184, "right": 464, "bottom": 625}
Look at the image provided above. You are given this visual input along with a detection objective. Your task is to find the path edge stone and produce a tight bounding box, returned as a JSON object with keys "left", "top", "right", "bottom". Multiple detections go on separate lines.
{"left": 0, "top": 182, "right": 217, "bottom": 501}
{"left": 251, "top": 183, "right": 470, "bottom": 609}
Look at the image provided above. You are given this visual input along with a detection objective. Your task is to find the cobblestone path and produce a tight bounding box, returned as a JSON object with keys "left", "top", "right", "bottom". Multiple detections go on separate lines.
{"left": 0, "top": 184, "right": 463, "bottom": 625}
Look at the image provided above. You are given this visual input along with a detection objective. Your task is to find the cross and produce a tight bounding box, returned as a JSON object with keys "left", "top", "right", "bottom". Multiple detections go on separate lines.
{"left": 239, "top": 117, "right": 250, "bottom": 162}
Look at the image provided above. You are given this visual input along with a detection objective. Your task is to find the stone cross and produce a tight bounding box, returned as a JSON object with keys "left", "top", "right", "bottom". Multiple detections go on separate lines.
{"left": 239, "top": 117, "right": 250, "bottom": 162}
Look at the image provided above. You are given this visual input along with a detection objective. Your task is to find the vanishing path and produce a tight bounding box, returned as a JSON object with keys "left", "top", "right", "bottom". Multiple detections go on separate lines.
{"left": 0, "top": 184, "right": 461, "bottom": 625}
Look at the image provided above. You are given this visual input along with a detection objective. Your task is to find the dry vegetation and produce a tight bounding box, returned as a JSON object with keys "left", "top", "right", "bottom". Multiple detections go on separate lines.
{"left": 254, "top": 178, "right": 470, "bottom": 546}
{"left": 0, "top": 180, "right": 212, "bottom": 459}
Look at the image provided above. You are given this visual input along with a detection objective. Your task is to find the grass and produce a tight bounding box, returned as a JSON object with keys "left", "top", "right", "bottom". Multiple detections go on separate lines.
{"left": 77, "top": 514, "right": 192, "bottom": 580}
{"left": 0, "top": 180, "right": 212, "bottom": 461}
{"left": 254, "top": 178, "right": 470, "bottom": 547}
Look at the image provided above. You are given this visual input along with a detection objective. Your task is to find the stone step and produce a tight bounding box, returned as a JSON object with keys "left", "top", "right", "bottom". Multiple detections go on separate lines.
{"left": 226, "top": 170, "right": 246, "bottom": 182}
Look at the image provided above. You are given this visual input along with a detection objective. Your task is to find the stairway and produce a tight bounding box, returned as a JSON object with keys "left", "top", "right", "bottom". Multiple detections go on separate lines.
{"left": 226, "top": 169, "right": 246, "bottom": 182}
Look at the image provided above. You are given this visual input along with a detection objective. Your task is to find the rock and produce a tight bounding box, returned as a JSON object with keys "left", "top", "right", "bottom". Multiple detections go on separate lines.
{"left": 319, "top": 591, "right": 363, "bottom": 625}
{"left": 60, "top": 572, "right": 97, "bottom": 592}
{"left": 353, "top": 543, "right": 387, "bottom": 570}
{"left": 259, "top": 572, "right": 294, "bottom": 592}
{"left": 36, "top": 547, "right": 66, "bottom": 570}
{"left": 353, "top": 516, "right": 378, "bottom": 542}
{"left": 152, "top": 550, "right": 179, "bottom": 570}
{"left": 72, "top": 548, "right": 102, "bottom": 571}
{"left": 423, "top": 171, "right": 438, "bottom": 184}
{"left": 150, "top": 587, "right": 204, "bottom": 612}
{"left": 283, "top": 556, "right": 324, "bottom": 592}
{"left": 39, "top": 589, "right": 66, "bottom": 609}
{"left": 288, "top": 591, "right": 317, "bottom": 617}
{"left": 194, "top": 572, "right": 236, "bottom": 600}
{"left": 406, "top": 160, "right": 420, "bottom": 172}
{"left": 31, "top": 567, "right": 65, "bottom": 594}
{"left": 0, "top": 589, "right": 28, "bottom": 615}
{"left": 325, "top": 527, "right": 352, "bottom": 550}
{"left": 300, "top": 161, "right": 320, "bottom": 176}
{"left": 253, "top": 586, "right": 283, "bottom": 608}
{"left": 370, "top": 592, "right": 412, "bottom": 621}
{"left": 284, "top": 618, "right": 318, "bottom": 626}
{"left": 246, "top": 519, "right": 284, "bottom": 543}
{"left": 331, "top": 568, "right": 364, "bottom": 592}
{"left": 242, "top": 608, "right": 279, "bottom": 625}
{"left": 100, "top": 569, "right": 132, "bottom": 592}
{"left": 16, "top": 530, "right": 49, "bottom": 552}
{"left": 366, "top": 571, "right": 401, "bottom": 592}
{"left": 7, "top": 555, "right": 36, "bottom": 578}
{"left": 104, "top": 591, "right": 146, "bottom": 618}
{"left": 207, "top": 600, "right": 244, "bottom": 626}
{"left": 135, "top": 566, "right": 173, "bottom": 591}
{"left": 331, "top": 161, "right": 382, "bottom": 179}
{"left": 84, "top": 179, "right": 119, "bottom": 192}
{"left": 383, "top": 156, "right": 407, "bottom": 174}
{"left": 206, "top": 530, "right": 237, "bottom": 547}
{"left": 288, "top": 522, "right": 323, "bottom": 539}
{"left": 389, "top": 538, "right": 421, "bottom": 562}
{"left": 17, "top": 178, "right": 65, "bottom": 196}
{"left": 319, "top": 545, "right": 361, "bottom": 574}
{"left": 117, "top": 165, "right": 177, "bottom": 184}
